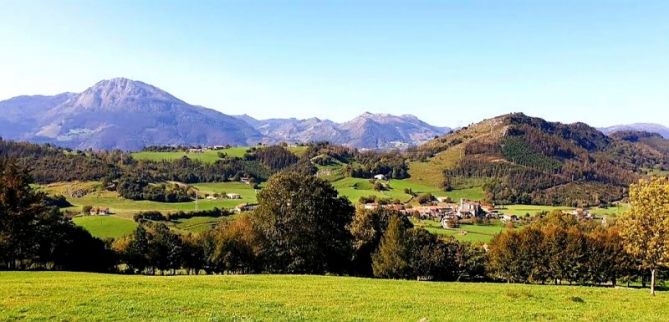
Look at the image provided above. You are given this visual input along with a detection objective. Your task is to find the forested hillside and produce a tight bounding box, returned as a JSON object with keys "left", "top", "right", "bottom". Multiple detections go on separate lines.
{"left": 413, "top": 113, "right": 669, "bottom": 207}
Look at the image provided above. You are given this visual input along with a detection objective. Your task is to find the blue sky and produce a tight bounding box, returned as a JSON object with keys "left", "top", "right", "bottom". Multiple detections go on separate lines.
{"left": 0, "top": 0, "right": 667, "bottom": 127}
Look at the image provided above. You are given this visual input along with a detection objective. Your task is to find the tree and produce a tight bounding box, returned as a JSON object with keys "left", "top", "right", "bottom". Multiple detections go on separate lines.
{"left": 371, "top": 215, "right": 409, "bottom": 278}
{"left": 350, "top": 207, "right": 412, "bottom": 276}
{"left": 619, "top": 177, "right": 669, "bottom": 295}
{"left": 252, "top": 172, "right": 354, "bottom": 274}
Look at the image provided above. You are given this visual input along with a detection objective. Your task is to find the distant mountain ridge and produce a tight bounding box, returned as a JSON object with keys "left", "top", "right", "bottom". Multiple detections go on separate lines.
{"left": 238, "top": 112, "right": 450, "bottom": 149}
{"left": 0, "top": 78, "right": 449, "bottom": 150}
{"left": 600, "top": 123, "right": 669, "bottom": 139}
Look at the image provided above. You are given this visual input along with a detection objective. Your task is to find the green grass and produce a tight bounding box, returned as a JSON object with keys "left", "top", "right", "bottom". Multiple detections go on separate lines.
{"left": 1, "top": 272, "right": 668, "bottom": 321}
{"left": 72, "top": 216, "right": 138, "bottom": 239}
{"left": 131, "top": 146, "right": 307, "bottom": 163}
{"left": 39, "top": 181, "right": 256, "bottom": 219}
{"left": 331, "top": 177, "right": 484, "bottom": 203}
{"left": 131, "top": 147, "right": 250, "bottom": 163}
{"left": 412, "top": 219, "right": 504, "bottom": 243}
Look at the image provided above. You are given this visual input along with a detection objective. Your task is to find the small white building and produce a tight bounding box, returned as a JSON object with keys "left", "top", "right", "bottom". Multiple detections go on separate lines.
{"left": 226, "top": 193, "right": 242, "bottom": 199}
{"left": 373, "top": 174, "right": 387, "bottom": 181}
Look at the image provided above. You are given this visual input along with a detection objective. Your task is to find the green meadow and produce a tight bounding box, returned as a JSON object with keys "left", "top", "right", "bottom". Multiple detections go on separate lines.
{"left": 412, "top": 219, "right": 505, "bottom": 243}
{"left": 72, "top": 216, "right": 138, "bottom": 239}
{"left": 131, "top": 146, "right": 309, "bottom": 164}
{"left": 331, "top": 177, "right": 483, "bottom": 203}
{"left": 1, "top": 272, "right": 667, "bottom": 321}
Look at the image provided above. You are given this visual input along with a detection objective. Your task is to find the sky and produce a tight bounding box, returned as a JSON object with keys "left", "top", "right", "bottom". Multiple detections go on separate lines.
{"left": 0, "top": 0, "right": 667, "bottom": 128}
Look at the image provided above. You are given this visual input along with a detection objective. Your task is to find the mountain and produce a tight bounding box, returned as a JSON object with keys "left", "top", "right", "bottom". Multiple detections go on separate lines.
{"left": 0, "top": 78, "right": 449, "bottom": 150}
{"left": 600, "top": 123, "right": 669, "bottom": 139}
{"left": 0, "top": 78, "right": 263, "bottom": 150}
{"left": 238, "top": 112, "right": 450, "bottom": 149}
{"left": 414, "top": 113, "right": 669, "bottom": 207}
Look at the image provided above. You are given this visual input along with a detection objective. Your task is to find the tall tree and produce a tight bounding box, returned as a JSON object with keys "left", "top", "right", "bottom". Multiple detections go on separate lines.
{"left": 252, "top": 172, "right": 354, "bottom": 274}
{"left": 619, "top": 177, "right": 669, "bottom": 295}
{"left": 371, "top": 215, "right": 409, "bottom": 278}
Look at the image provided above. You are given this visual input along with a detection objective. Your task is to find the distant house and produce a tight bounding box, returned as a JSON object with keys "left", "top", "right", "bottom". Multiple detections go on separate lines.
{"left": 457, "top": 199, "right": 484, "bottom": 218}
{"left": 436, "top": 196, "right": 451, "bottom": 203}
{"left": 90, "top": 207, "right": 110, "bottom": 216}
{"left": 226, "top": 193, "right": 242, "bottom": 199}
{"left": 501, "top": 214, "right": 519, "bottom": 222}
{"left": 240, "top": 176, "right": 252, "bottom": 185}
{"left": 205, "top": 195, "right": 217, "bottom": 200}
{"left": 373, "top": 174, "right": 387, "bottom": 181}
{"left": 441, "top": 216, "right": 460, "bottom": 228}
{"left": 235, "top": 203, "right": 257, "bottom": 213}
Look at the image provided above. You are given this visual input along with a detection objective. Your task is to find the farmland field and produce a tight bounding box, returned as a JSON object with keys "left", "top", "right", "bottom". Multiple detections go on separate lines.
{"left": 411, "top": 219, "right": 504, "bottom": 243}
{"left": 1, "top": 272, "right": 667, "bottom": 321}
{"left": 331, "top": 177, "right": 483, "bottom": 203}
{"left": 131, "top": 146, "right": 308, "bottom": 163}
{"left": 72, "top": 216, "right": 138, "bottom": 239}
{"left": 38, "top": 181, "right": 256, "bottom": 218}
{"left": 131, "top": 147, "right": 249, "bottom": 163}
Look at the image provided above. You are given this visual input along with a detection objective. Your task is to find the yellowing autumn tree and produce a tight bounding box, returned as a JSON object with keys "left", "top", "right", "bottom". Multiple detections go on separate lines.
{"left": 619, "top": 177, "right": 669, "bottom": 295}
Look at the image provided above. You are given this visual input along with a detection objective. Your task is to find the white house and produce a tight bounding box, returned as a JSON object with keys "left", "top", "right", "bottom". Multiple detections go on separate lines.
{"left": 226, "top": 193, "right": 242, "bottom": 199}
{"left": 373, "top": 174, "right": 387, "bottom": 181}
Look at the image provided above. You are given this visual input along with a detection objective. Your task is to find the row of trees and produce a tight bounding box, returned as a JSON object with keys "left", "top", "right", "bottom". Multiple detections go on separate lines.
{"left": 3, "top": 155, "right": 669, "bottom": 295}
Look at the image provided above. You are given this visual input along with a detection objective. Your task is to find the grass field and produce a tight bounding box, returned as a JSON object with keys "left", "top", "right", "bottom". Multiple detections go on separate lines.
{"left": 331, "top": 177, "right": 484, "bottom": 203}
{"left": 38, "top": 181, "right": 256, "bottom": 219}
{"left": 72, "top": 216, "right": 138, "bottom": 239}
{"left": 1, "top": 272, "right": 667, "bottom": 321}
{"left": 412, "top": 219, "right": 504, "bottom": 243}
{"left": 131, "top": 146, "right": 308, "bottom": 163}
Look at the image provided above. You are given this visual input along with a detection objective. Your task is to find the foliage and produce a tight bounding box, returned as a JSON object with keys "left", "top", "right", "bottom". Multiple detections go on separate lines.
{"left": 0, "top": 158, "right": 114, "bottom": 271}
{"left": 252, "top": 172, "right": 355, "bottom": 274}
{"left": 619, "top": 177, "right": 669, "bottom": 295}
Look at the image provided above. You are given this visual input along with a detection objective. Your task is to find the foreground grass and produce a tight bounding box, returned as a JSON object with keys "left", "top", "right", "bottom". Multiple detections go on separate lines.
{"left": 1, "top": 272, "right": 667, "bottom": 321}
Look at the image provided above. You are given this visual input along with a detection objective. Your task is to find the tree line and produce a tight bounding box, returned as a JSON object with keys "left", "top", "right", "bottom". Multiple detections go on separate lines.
{"left": 2, "top": 157, "right": 668, "bottom": 294}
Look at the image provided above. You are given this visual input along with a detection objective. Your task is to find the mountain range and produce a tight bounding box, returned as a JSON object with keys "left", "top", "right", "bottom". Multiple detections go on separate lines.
{"left": 599, "top": 123, "right": 669, "bottom": 139}
{"left": 0, "top": 77, "right": 667, "bottom": 151}
{"left": 0, "top": 78, "right": 449, "bottom": 150}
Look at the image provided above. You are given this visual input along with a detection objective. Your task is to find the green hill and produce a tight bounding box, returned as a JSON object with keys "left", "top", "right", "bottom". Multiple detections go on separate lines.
{"left": 2, "top": 272, "right": 668, "bottom": 321}
{"left": 411, "top": 113, "right": 669, "bottom": 207}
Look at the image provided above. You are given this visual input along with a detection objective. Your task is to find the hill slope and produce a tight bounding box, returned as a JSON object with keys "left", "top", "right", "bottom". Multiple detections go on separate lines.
{"left": 413, "top": 113, "right": 669, "bottom": 206}
{"left": 0, "top": 78, "right": 263, "bottom": 150}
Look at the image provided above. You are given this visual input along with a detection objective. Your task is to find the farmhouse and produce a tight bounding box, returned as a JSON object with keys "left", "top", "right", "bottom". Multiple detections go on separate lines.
{"left": 373, "top": 174, "right": 387, "bottom": 181}
{"left": 226, "top": 193, "right": 242, "bottom": 199}
{"left": 90, "top": 207, "right": 110, "bottom": 216}
{"left": 240, "top": 176, "right": 252, "bottom": 184}
{"left": 457, "top": 199, "right": 484, "bottom": 218}
{"left": 436, "top": 196, "right": 451, "bottom": 203}
{"left": 235, "top": 203, "right": 257, "bottom": 213}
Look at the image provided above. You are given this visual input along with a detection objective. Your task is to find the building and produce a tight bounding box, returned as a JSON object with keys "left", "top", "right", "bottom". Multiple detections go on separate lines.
{"left": 234, "top": 203, "right": 257, "bottom": 213}
{"left": 373, "top": 174, "right": 387, "bottom": 181}
{"left": 457, "top": 199, "right": 484, "bottom": 218}
{"left": 226, "top": 193, "right": 242, "bottom": 199}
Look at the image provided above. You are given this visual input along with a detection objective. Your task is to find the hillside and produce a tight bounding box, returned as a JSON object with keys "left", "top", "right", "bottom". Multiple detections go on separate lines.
{"left": 0, "top": 78, "right": 263, "bottom": 150}
{"left": 237, "top": 112, "right": 449, "bottom": 149}
{"left": 412, "top": 113, "right": 669, "bottom": 206}
{"left": 2, "top": 272, "right": 668, "bottom": 321}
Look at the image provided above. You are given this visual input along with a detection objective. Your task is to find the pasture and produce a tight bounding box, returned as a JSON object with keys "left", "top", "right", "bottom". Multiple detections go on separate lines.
{"left": 412, "top": 219, "right": 504, "bottom": 243}
{"left": 38, "top": 181, "right": 257, "bottom": 219}
{"left": 1, "top": 272, "right": 667, "bottom": 321}
{"left": 331, "top": 177, "right": 483, "bottom": 203}
{"left": 72, "top": 216, "right": 138, "bottom": 239}
{"left": 131, "top": 146, "right": 308, "bottom": 163}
